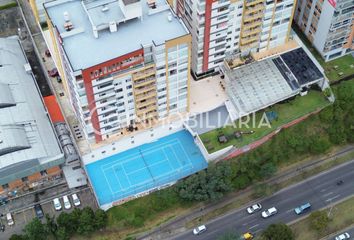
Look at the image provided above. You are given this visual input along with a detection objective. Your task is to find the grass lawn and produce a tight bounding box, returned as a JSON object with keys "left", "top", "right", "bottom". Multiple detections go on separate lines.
{"left": 291, "top": 196, "right": 354, "bottom": 240}
{"left": 292, "top": 24, "right": 354, "bottom": 82}
{"left": 200, "top": 90, "right": 330, "bottom": 153}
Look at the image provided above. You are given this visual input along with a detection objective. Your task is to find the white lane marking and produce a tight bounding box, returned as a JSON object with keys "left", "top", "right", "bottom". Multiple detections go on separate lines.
{"left": 320, "top": 188, "right": 327, "bottom": 192}
{"left": 254, "top": 228, "right": 263, "bottom": 234}
{"left": 249, "top": 224, "right": 259, "bottom": 230}
{"left": 326, "top": 194, "right": 341, "bottom": 202}
{"left": 242, "top": 218, "right": 258, "bottom": 226}
{"left": 286, "top": 209, "right": 294, "bottom": 213}
{"left": 322, "top": 191, "right": 334, "bottom": 197}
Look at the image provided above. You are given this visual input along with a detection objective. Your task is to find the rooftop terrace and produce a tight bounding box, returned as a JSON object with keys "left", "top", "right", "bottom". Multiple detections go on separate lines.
{"left": 45, "top": 0, "right": 189, "bottom": 70}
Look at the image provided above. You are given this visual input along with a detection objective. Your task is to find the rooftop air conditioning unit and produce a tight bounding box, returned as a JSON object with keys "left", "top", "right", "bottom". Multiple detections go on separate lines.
{"left": 102, "top": 5, "right": 109, "bottom": 12}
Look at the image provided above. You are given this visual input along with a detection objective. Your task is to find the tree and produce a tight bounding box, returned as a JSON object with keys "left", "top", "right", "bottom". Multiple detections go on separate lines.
{"left": 57, "top": 212, "right": 76, "bottom": 235}
{"left": 45, "top": 214, "right": 58, "bottom": 238}
{"left": 77, "top": 207, "right": 96, "bottom": 235}
{"left": 259, "top": 162, "right": 277, "bottom": 179}
{"left": 309, "top": 211, "right": 330, "bottom": 234}
{"left": 176, "top": 162, "right": 233, "bottom": 202}
{"left": 56, "top": 227, "right": 70, "bottom": 240}
{"left": 94, "top": 209, "right": 108, "bottom": 229}
{"left": 24, "top": 218, "right": 48, "bottom": 240}
{"left": 9, "top": 235, "right": 25, "bottom": 240}
{"left": 262, "top": 223, "right": 295, "bottom": 240}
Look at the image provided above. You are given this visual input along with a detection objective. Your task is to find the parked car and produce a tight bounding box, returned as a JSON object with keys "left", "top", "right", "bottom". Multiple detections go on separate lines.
{"left": 48, "top": 68, "right": 59, "bottom": 77}
{"left": 193, "top": 225, "right": 207, "bottom": 235}
{"left": 71, "top": 193, "right": 81, "bottom": 207}
{"left": 6, "top": 213, "right": 14, "bottom": 226}
{"left": 247, "top": 203, "right": 262, "bottom": 214}
{"left": 242, "top": 232, "right": 254, "bottom": 240}
{"left": 53, "top": 198, "right": 62, "bottom": 211}
{"left": 335, "top": 232, "right": 350, "bottom": 240}
{"left": 63, "top": 195, "right": 71, "bottom": 210}
{"left": 261, "top": 207, "right": 278, "bottom": 218}
{"left": 294, "top": 202, "right": 311, "bottom": 215}
{"left": 34, "top": 204, "right": 44, "bottom": 219}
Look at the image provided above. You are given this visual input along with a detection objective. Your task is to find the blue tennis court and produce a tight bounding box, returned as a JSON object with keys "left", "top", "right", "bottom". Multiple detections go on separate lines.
{"left": 85, "top": 130, "right": 208, "bottom": 206}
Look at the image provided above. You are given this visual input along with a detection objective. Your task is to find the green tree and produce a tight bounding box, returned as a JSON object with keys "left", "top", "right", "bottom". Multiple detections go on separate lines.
{"left": 176, "top": 162, "right": 233, "bottom": 202}
{"left": 259, "top": 162, "right": 277, "bottom": 179}
{"left": 9, "top": 235, "right": 25, "bottom": 240}
{"left": 56, "top": 227, "right": 70, "bottom": 240}
{"left": 262, "top": 223, "right": 295, "bottom": 240}
{"left": 57, "top": 212, "right": 76, "bottom": 235}
{"left": 94, "top": 209, "right": 108, "bottom": 229}
{"left": 24, "top": 218, "right": 48, "bottom": 240}
{"left": 77, "top": 207, "right": 96, "bottom": 235}
{"left": 45, "top": 214, "right": 58, "bottom": 238}
{"left": 309, "top": 211, "right": 330, "bottom": 234}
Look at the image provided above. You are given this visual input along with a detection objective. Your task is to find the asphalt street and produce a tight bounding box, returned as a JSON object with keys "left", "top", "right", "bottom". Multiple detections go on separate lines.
{"left": 172, "top": 158, "right": 354, "bottom": 240}
{"left": 327, "top": 226, "right": 354, "bottom": 240}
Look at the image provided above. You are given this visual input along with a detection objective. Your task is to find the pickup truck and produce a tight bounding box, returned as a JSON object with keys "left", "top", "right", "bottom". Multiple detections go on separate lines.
{"left": 294, "top": 202, "right": 311, "bottom": 215}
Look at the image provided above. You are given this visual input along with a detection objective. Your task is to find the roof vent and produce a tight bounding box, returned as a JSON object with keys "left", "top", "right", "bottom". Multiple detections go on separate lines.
{"left": 102, "top": 5, "right": 109, "bottom": 12}
{"left": 109, "top": 21, "right": 117, "bottom": 33}
{"left": 63, "top": 11, "right": 74, "bottom": 31}
{"left": 63, "top": 11, "right": 70, "bottom": 22}
{"left": 167, "top": 13, "right": 172, "bottom": 22}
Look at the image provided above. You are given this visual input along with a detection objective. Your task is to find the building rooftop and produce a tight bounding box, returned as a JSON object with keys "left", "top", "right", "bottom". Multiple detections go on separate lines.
{"left": 221, "top": 47, "right": 323, "bottom": 116}
{"left": 0, "top": 37, "right": 63, "bottom": 176}
{"left": 45, "top": 0, "right": 189, "bottom": 70}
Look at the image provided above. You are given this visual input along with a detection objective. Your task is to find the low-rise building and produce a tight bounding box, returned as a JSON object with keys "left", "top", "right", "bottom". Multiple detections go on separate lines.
{"left": 0, "top": 36, "right": 64, "bottom": 196}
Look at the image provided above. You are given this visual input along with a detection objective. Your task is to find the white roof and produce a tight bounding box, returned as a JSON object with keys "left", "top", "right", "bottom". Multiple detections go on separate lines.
{"left": 0, "top": 36, "right": 63, "bottom": 169}
{"left": 45, "top": 0, "right": 189, "bottom": 70}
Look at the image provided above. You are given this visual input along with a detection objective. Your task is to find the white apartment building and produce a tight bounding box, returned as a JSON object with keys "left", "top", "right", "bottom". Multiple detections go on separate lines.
{"left": 173, "top": 0, "right": 295, "bottom": 78}
{"left": 44, "top": 0, "right": 191, "bottom": 143}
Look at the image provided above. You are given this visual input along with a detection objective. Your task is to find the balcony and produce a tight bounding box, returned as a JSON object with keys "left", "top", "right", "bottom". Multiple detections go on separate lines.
{"left": 242, "top": 20, "right": 262, "bottom": 30}
{"left": 134, "top": 77, "right": 156, "bottom": 88}
{"left": 240, "top": 41, "right": 259, "bottom": 50}
{"left": 241, "top": 35, "right": 259, "bottom": 45}
{"left": 133, "top": 68, "right": 155, "bottom": 81}
{"left": 243, "top": 12, "right": 264, "bottom": 22}
{"left": 136, "top": 98, "right": 157, "bottom": 108}
{"left": 244, "top": 4, "right": 265, "bottom": 15}
{"left": 136, "top": 104, "right": 157, "bottom": 115}
{"left": 135, "top": 90, "right": 157, "bottom": 102}
{"left": 134, "top": 84, "right": 156, "bottom": 95}
{"left": 242, "top": 27, "right": 262, "bottom": 37}
{"left": 245, "top": 0, "right": 265, "bottom": 7}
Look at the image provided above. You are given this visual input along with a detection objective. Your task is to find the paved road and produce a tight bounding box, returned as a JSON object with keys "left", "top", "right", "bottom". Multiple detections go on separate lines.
{"left": 326, "top": 226, "right": 354, "bottom": 240}
{"left": 172, "top": 158, "right": 354, "bottom": 240}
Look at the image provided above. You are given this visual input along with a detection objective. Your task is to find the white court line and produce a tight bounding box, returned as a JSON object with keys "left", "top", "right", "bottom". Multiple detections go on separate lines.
{"left": 102, "top": 167, "right": 117, "bottom": 195}
{"left": 125, "top": 158, "right": 169, "bottom": 176}
{"left": 177, "top": 138, "right": 196, "bottom": 166}
{"left": 111, "top": 166, "right": 125, "bottom": 190}
{"left": 170, "top": 142, "right": 194, "bottom": 170}
{"left": 100, "top": 138, "right": 180, "bottom": 169}
{"left": 162, "top": 148, "right": 175, "bottom": 172}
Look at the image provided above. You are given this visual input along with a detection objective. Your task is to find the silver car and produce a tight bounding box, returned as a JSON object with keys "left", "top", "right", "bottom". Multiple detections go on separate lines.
{"left": 247, "top": 203, "right": 262, "bottom": 214}
{"left": 335, "top": 232, "right": 350, "bottom": 240}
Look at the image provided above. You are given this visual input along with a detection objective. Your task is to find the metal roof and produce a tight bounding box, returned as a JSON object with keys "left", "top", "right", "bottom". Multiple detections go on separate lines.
{"left": 0, "top": 37, "right": 63, "bottom": 173}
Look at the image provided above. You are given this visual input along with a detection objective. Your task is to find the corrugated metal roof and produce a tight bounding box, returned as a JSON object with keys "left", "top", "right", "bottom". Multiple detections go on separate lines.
{"left": 0, "top": 37, "right": 64, "bottom": 173}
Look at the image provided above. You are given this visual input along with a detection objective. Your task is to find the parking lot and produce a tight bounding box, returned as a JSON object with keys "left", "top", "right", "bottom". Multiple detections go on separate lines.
{"left": 1, "top": 187, "right": 97, "bottom": 239}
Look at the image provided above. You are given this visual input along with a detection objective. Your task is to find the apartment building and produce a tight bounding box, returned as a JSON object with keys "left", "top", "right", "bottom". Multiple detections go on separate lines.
{"left": 0, "top": 37, "right": 64, "bottom": 195}
{"left": 171, "top": 0, "right": 295, "bottom": 78}
{"left": 294, "top": 0, "right": 354, "bottom": 61}
{"left": 44, "top": 0, "right": 191, "bottom": 143}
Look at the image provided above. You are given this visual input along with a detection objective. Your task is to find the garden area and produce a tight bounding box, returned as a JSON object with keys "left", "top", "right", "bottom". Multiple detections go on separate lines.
{"left": 200, "top": 89, "right": 330, "bottom": 153}
{"left": 292, "top": 24, "right": 354, "bottom": 83}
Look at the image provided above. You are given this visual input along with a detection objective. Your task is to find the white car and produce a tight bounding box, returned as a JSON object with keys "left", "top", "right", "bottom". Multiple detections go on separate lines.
{"left": 247, "top": 203, "right": 262, "bottom": 214}
{"left": 63, "top": 195, "right": 71, "bottom": 210}
{"left": 53, "top": 198, "right": 62, "bottom": 211}
{"left": 335, "top": 232, "right": 350, "bottom": 240}
{"left": 6, "top": 213, "right": 14, "bottom": 226}
{"left": 71, "top": 193, "right": 81, "bottom": 207}
{"left": 261, "top": 207, "right": 278, "bottom": 218}
{"left": 193, "top": 225, "right": 207, "bottom": 235}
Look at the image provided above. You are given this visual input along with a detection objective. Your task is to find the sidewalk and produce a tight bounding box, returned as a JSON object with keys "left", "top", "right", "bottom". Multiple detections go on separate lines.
{"left": 138, "top": 144, "right": 354, "bottom": 240}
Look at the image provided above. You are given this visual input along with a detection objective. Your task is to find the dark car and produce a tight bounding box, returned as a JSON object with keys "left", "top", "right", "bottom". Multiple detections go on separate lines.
{"left": 34, "top": 204, "right": 44, "bottom": 219}
{"left": 45, "top": 49, "right": 51, "bottom": 57}
{"left": 48, "top": 68, "right": 59, "bottom": 77}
